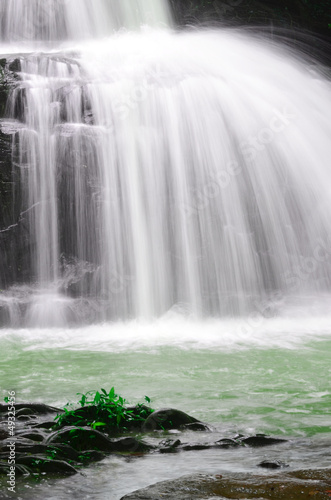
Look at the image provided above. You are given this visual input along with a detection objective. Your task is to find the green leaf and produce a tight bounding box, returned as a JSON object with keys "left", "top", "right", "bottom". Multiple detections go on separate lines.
{"left": 94, "top": 391, "right": 101, "bottom": 405}
{"left": 109, "top": 387, "right": 115, "bottom": 400}
{"left": 144, "top": 396, "right": 151, "bottom": 404}
{"left": 91, "top": 421, "right": 107, "bottom": 429}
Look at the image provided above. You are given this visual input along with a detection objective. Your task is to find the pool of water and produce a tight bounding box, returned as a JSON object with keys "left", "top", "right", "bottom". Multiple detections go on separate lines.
{"left": 1, "top": 314, "right": 331, "bottom": 499}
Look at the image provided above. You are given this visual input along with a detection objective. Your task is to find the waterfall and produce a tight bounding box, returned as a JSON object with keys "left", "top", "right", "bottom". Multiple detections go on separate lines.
{"left": 1, "top": 1, "right": 331, "bottom": 326}
{"left": 0, "top": 0, "right": 171, "bottom": 41}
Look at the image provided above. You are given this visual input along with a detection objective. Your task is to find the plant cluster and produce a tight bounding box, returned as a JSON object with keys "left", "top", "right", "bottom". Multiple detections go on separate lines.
{"left": 54, "top": 387, "right": 154, "bottom": 433}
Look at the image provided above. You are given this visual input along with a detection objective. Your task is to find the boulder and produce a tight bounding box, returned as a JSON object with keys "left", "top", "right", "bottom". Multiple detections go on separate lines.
{"left": 142, "top": 408, "right": 210, "bottom": 432}
{"left": 47, "top": 426, "right": 153, "bottom": 453}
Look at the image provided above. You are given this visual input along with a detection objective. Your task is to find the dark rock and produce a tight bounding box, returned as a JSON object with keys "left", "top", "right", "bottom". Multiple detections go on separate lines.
{"left": 215, "top": 438, "right": 241, "bottom": 449}
{"left": 182, "top": 422, "right": 211, "bottom": 431}
{"left": 0, "top": 403, "right": 62, "bottom": 415}
{"left": 258, "top": 460, "right": 289, "bottom": 469}
{"left": 0, "top": 460, "right": 32, "bottom": 476}
{"left": 15, "top": 407, "right": 36, "bottom": 417}
{"left": 142, "top": 408, "right": 206, "bottom": 432}
{"left": 180, "top": 443, "right": 212, "bottom": 451}
{"left": 17, "top": 415, "right": 36, "bottom": 421}
{"left": 15, "top": 431, "right": 46, "bottom": 442}
{"left": 158, "top": 439, "right": 181, "bottom": 454}
{"left": 0, "top": 442, "right": 78, "bottom": 462}
{"left": 239, "top": 434, "right": 288, "bottom": 448}
{"left": 32, "top": 421, "right": 57, "bottom": 430}
{"left": 171, "top": 0, "right": 331, "bottom": 40}
{"left": 110, "top": 437, "right": 153, "bottom": 454}
{"left": 0, "top": 427, "right": 9, "bottom": 440}
{"left": 16, "top": 455, "right": 77, "bottom": 475}
{"left": 8, "top": 59, "right": 21, "bottom": 73}
{"left": 47, "top": 426, "right": 152, "bottom": 453}
{"left": 47, "top": 426, "right": 113, "bottom": 451}
{"left": 77, "top": 450, "right": 105, "bottom": 463}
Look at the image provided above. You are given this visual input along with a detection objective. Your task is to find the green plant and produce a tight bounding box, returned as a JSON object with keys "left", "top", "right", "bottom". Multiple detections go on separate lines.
{"left": 54, "top": 388, "right": 154, "bottom": 432}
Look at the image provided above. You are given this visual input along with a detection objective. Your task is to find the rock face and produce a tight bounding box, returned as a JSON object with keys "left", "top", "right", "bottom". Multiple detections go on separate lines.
{"left": 0, "top": 58, "right": 26, "bottom": 294}
{"left": 170, "top": 0, "right": 331, "bottom": 40}
{"left": 120, "top": 469, "right": 331, "bottom": 500}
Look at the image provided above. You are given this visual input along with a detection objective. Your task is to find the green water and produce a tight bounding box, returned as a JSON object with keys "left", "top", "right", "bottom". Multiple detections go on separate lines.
{"left": 1, "top": 320, "right": 331, "bottom": 499}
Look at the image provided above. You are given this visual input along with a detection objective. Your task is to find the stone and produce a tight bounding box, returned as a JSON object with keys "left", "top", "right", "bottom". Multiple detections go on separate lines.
{"left": 0, "top": 403, "right": 62, "bottom": 415}
{"left": 47, "top": 426, "right": 153, "bottom": 453}
{"left": 16, "top": 455, "right": 77, "bottom": 475}
{"left": 239, "top": 434, "right": 287, "bottom": 447}
{"left": 15, "top": 431, "right": 46, "bottom": 442}
{"left": 258, "top": 460, "right": 289, "bottom": 469}
{"left": 15, "top": 407, "right": 36, "bottom": 417}
{"left": 142, "top": 408, "right": 208, "bottom": 432}
{"left": 119, "top": 469, "right": 331, "bottom": 499}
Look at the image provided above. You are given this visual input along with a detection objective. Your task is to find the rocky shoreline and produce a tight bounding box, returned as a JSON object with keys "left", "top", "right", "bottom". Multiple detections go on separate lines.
{"left": 0, "top": 401, "right": 288, "bottom": 478}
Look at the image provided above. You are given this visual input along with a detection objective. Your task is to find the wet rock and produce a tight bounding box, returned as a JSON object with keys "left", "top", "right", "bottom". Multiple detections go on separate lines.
{"left": 183, "top": 421, "right": 212, "bottom": 431}
{"left": 16, "top": 455, "right": 77, "bottom": 475}
{"left": 142, "top": 408, "right": 207, "bottom": 432}
{"left": 15, "top": 431, "right": 46, "bottom": 442}
{"left": 258, "top": 460, "right": 289, "bottom": 469}
{"left": 78, "top": 450, "right": 105, "bottom": 463}
{"left": 0, "top": 461, "right": 31, "bottom": 476}
{"left": 158, "top": 438, "right": 181, "bottom": 453}
{"left": 0, "top": 427, "right": 9, "bottom": 440}
{"left": 17, "top": 415, "right": 37, "bottom": 422}
{"left": 47, "top": 426, "right": 152, "bottom": 453}
{"left": 239, "top": 434, "right": 288, "bottom": 447}
{"left": 1, "top": 443, "right": 76, "bottom": 461}
{"left": 215, "top": 438, "right": 241, "bottom": 449}
{"left": 8, "top": 59, "right": 21, "bottom": 73}
{"left": 32, "top": 421, "right": 57, "bottom": 430}
{"left": 0, "top": 403, "right": 62, "bottom": 415}
{"left": 180, "top": 443, "right": 212, "bottom": 451}
{"left": 120, "top": 468, "right": 331, "bottom": 500}
{"left": 15, "top": 407, "right": 36, "bottom": 417}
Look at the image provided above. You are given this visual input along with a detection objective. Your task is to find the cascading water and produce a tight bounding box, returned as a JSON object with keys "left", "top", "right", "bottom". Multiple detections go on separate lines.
{"left": 1, "top": 0, "right": 331, "bottom": 327}
{"left": 0, "top": 0, "right": 172, "bottom": 41}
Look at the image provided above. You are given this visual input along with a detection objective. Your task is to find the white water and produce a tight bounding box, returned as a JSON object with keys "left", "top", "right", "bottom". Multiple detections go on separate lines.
{"left": 1, "top": 1, "right": 331, "bottom": 328}
{"left": 0, "top": 0, "right": 171, "bottom": 41}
